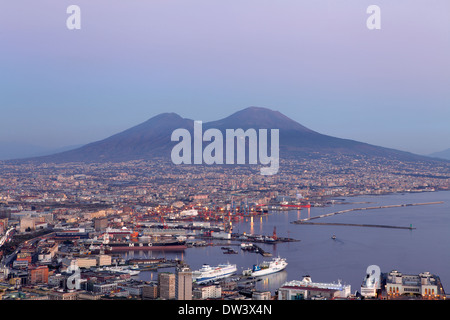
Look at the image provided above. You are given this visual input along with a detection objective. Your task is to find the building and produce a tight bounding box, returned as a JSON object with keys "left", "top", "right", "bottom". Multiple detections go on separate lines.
{"left": 77, "top": 292, "right": 102, "bottom": 300}
{"left": 18, "top": 214, "right": 52, "bottom": 233}
{"left": 0, "top": 218, "right": 8, "bottom": 234}
{"left": 48, "top": 273, "right": 65, "bottom": 288}
{"left": 176, "top": 265, "right": 192, "bottom": 300}
{"left": 278, "top": 276, "right": 351, "bottom": 300}
{"left": 91, "top": 282, "right": 118, "bottom": 294}
{"left": 193, "top": 285, "right": 222, "bottom": 300}
{"left": 13, "top": 259, "right": 29, "bottom": 270}
{"left": 48, "top": 290, "right": 79, "bottom": 300}
{"left": 142, "top": 283, "right": 158, "bottom": 300}
{"left": 0, "top": 266, "right": 9, "bottom": 280}
{"left": 94, "top": 217, "right": 108, "bottom": 231}
{"left": 252, "top": 291, "right": 272, "bottom": 300}
{"left": 29, "top": 265, "right": 49, "bottom": 284}
{"left": 74, "top": 257, "right": 97, "bottom": 269}
{"left": 385, "top": 270, "right": 445, "bottom": 299}
{"left": 37, "top": 242, "right": 58, "bottom": 263}
{"left": 19, "top": 217, "right": 36, "bottom": 232}
{"left": 158, "top": 272, "right": 175, "bottom": 300}
{"left": 118, "top": 281, "right": 146, "bottom": 297}
{"left": 96, "top": 254, "right": 112, "bottom": 266}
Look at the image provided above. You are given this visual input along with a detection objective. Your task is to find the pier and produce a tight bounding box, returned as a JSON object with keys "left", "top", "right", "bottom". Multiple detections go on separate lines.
{"left": 294, "top": 221, "right": 416, "bottom": 230}
{"left": 293, "top": 201, "right": 444, "bottom": 223}
{"left": 252, "top": 244, "right": 272, "bottom": 257}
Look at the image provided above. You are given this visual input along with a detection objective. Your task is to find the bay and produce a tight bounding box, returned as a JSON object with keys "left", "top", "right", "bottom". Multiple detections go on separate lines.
{"left": 124, "top": 190, "right": 450, "bottom": 295}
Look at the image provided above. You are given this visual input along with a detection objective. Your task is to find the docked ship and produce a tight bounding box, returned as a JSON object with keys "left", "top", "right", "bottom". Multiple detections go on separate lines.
{"left": 360, "top": 267, "right": 381, "bottom": 298}
{"left": 192, "top": 263, "right": 237, "bottom": 284}
{"left": 105, "top": 240, "right": 187, "bottom": 252}
{"left": 99, "top": 265, "right": 141, "bottom": 276}
{"left": 243, "top": 257, "right": 287, "bottom": 277}
{"left": 53, "top": 228, "right": 89, "bottom": 241}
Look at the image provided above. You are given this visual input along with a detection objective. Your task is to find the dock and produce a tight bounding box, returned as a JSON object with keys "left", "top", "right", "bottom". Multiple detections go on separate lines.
{"left": 252, "top": 244, "right": 272, "bottom": 257}
{"left": 294, "top": 221, "right": 416, "bottom": 230}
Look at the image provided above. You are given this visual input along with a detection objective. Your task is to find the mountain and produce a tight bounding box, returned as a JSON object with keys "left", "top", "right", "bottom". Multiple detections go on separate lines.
{"left": 429, "top": 148, "right": 450, "bottom": 160}
{"left": 19, "top": 112, "right": 194, "bottom": 163}
{"left": 6, "top": 107, "right": 446, "bottom": 164}
{"left": 204, "top": 107, "right": 434, "bottom": 162}
{"left": 204, "top": 107, "right": 315, "bottom": 133}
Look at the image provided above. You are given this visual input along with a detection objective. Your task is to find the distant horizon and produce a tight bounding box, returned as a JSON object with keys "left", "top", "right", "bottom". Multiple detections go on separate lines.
{"left": 1, "top": 1, "right": 449, "bottom": 157}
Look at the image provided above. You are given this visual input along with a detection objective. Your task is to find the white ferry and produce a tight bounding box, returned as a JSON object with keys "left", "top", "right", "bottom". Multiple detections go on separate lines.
{"left": 243, "top": 257, "right": 287, "bottom": 277}
{"left": 99, "top": 265, "right": 140, "bottom": 276}
{"left": 192, "top": 263, "right": 237, "bottom": 284}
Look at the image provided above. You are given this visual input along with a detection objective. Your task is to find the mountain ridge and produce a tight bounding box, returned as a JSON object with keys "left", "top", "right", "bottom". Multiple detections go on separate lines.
{"left": 4, "top": 107, "right": 447, "bottom": 164}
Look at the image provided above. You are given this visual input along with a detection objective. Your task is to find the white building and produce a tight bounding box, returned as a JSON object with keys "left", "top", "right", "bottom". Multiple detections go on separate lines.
{"left": 278, "top": 276, "right": 351, "bottom": 300}
{"left": 193, "top": 285, "right": 222, "bottom": 300}
{"left": 252, "top": 291, "right": 272, "bottom": 300}
{"left": 385, "top": 270, "right": 443, "bottom": 299}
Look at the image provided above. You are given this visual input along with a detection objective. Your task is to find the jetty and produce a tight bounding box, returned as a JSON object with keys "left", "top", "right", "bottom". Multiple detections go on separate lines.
{"left": 294, "top": 221, "right": 416, "bottom": 230}
{"left": 252, "top": 244, "right": 272, "bottom": 257}
{"left": 293, "top": 201, "right": 444, "bottom": 223}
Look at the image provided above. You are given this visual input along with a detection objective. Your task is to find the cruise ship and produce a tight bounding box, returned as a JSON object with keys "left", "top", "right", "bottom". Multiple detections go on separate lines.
{"left": 243, "top": 257, "right": 287, "bottom": 277}
{"left": 360, "top": 266, "right": 381, "bottom": 298}
{"left": 192, "top": 263, "right": 237, "bottom": 284}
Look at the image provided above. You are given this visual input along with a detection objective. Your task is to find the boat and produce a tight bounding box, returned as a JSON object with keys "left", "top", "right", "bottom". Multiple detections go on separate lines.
{"left": 223, "top": 249, "right": 238, "bottom": 254}
{"left": 331, "top": 235, "right": 336, "bottom": 240}
{"left": 102, "top": 265, "right": 140, "bottom": 276}
{"left": 242, "top": 257, "right": 287, "bottom": 277}
{"left": 240, "top": 243, "right": 254, "bottom": 251}
{"left": 180, "top": 209, "right": 199, "bottom": 217}
{"left": 192, "top": 263, "right": 237, "bottom": 284}
{"left": 104, "top": 240, "right": 187, "bottom": 252}
{"left": 360, "top": 267, "right": 381, "bottom": 298}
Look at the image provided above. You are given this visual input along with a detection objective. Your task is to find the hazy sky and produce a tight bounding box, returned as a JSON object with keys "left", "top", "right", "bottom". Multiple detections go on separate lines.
{"left": 0, "top": 0, "right": 449, "bottom": 155}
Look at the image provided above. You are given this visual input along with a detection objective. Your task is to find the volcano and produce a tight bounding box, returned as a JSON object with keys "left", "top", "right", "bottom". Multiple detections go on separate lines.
{"left": 10, "top": 106, "right": 444, "bottom": 164}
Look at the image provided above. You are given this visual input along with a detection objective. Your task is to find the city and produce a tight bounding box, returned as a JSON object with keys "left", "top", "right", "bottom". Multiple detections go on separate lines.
{"left": 0, "top": 156, "right": 449, "bottom": 300}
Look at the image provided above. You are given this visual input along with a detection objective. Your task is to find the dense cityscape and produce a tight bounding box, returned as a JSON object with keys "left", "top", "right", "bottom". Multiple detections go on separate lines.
{"left": 0, "top": 156, "right": 449, "bottom": 300}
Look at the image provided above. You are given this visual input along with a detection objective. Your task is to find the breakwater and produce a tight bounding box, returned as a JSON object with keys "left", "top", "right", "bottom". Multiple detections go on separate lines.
{"left": 294, "top": 221, "right": 416, "bottom": 230}
{"left": 292, "top": 201, "right": 444, "bottom": 223}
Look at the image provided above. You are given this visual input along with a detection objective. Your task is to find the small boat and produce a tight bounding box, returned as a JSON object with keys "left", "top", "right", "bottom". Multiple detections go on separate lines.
{"left": 331, "top": 235, "right": 336, "bottom": 240}
{"left": 223, "top": 248, "right": 238, "bottom": 254}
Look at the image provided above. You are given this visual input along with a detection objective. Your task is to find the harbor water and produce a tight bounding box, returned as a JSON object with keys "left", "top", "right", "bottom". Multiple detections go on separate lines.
{"left": 123, "top": 191, "right": 450, "bottom": 295}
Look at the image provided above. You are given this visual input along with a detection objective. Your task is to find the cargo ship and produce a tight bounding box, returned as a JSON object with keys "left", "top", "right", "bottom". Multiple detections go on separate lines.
{"left": 105, "top": 240, "right": 187, "bottom": 252}
{"left": 242, "top": 257, "right": 287, "bottom": 277}
{"left": 192, "top": 263, "right": 237, "bottom": 284}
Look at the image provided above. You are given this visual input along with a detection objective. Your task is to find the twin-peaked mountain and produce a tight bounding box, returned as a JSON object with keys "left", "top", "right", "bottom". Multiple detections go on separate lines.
{"left": 11, "top": 107, "right": 444, "bottom": 164}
